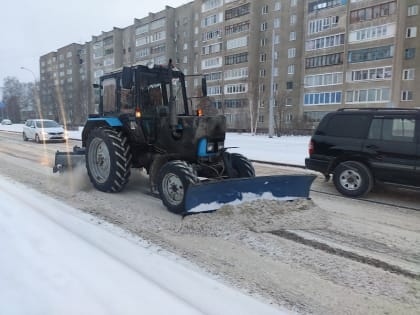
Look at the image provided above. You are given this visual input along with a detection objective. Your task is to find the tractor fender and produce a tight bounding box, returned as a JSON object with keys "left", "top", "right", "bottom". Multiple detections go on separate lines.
{"left": 81, "top": 117, "right": 123, "bottom": 146}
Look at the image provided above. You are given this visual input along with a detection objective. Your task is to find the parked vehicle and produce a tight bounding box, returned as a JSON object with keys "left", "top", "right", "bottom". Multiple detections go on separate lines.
{"left": 53, "top": 61, "right": 315, "bottom": 214}
{"left": 1, "top": 119, "right": 12, "bottom": 125}
{"left": 23, "top": 119, "right": 67, "bottom": 143}
{"left": 305, "top": 108, "right": 420, "bottom": 197}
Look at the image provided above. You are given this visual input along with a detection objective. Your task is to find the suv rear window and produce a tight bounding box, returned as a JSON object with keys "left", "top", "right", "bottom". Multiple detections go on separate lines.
{"left": 324, "top": 114, "right": 370, "bottom": 138}
{"left": 368, "top": 117, "right": 415, "bottom": 142}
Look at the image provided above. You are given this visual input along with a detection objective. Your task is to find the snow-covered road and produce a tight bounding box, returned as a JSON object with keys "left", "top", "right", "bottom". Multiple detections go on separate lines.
{"left": 0, "top": 175, "right": 287, "bottom": 315}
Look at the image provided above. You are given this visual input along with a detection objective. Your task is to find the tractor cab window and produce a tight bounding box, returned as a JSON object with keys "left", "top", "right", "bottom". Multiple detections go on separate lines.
{"left": 140, "top": 83, "right": 167, "bottom": 116}
{"left": 120, "top": 87, "right": 134, "bottom": 113}
{"left": 102, "top": 78, "right": 117, "bottom": 113}
{"left": 167, "top": 77, "right": 185, "bottom": 115}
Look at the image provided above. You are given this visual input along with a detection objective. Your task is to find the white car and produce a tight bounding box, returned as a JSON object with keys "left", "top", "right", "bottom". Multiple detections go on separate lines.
{"left": 23, "top": 119, "right": 68, "bottom": 143}
{"left": 1, "top": 119, "right": 12, "bottom": 125}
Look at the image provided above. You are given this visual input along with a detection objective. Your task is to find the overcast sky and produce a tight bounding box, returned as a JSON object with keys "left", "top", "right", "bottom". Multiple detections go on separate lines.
{"left": 0, "top": 0, "right": 190, "bottom": 86}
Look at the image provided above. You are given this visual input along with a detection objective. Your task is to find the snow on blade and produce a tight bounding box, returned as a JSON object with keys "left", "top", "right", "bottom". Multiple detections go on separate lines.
{"left": 187, "top": 193, "right": 299, "bottom": 213}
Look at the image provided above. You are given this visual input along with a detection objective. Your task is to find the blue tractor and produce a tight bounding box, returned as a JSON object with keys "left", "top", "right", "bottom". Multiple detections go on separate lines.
{"left": 54, "top": 61, "right": 314, "bottom": 214}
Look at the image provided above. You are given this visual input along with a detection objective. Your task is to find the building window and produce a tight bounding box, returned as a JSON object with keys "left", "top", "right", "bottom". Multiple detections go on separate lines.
{"left": 408, "top": 5, "right": 418, "bottom": 16}
{"left": 290, "top": 0, "right": 297, "bottom": 7}
{"left": 225, "top": 3, "right": 250, "bottom": 20}
{"left": 224, "top": 67, "right": 248, "bottom": 80}
{"left": 225, "top": 83, "right": 248, "bottom": 94}
{"left": 288, "top": 48, "right": 296, "bottom": 58}
{"left": 225, "top": 52, "right": 248, "bottom": 65}
{"left": 350, "top": 1, "right": 397, "bottom": 23}
{"left": 405, "top": 48, "right": 416, "bottom": 59}
{"left": 204, "top": 72, "right": 222, "bottom": 82}
{"left": 289, "top": 32, "right": 296, "bottom": 41}
{"left": 207, "top": 86, "right": 222, "bottom": 96}
{"left": 406, "top": 27, "right": 417, "bottom": 38}
{"left": 306, "top": 53, "right": 344, "bottom": 68}
{"left": 348, "top": 45, "right": 394, "bottom": 63}
{"left": 304, "top": 91, "right": 342, "bottom": 106}
{"left": 261, "top": 22, "right": 268, "bottom": 31}
{"left": 262, "top": 5, "right": 269, "bottom": 14}
{"left": 274, "top": 2, "right": 281, "bottom": 11}
{"left": 226, "top": 36, "right": 248, "bottom": 50}
{"left": 306, "top": 33, "right": 345, "bottom": 51}
{"left": 202, "top": 57, "right": 223, "bottom": 69}
{"left": 346, "top": 88, "right": 390, "bottom": 103}
{"left": 202, "top": 0, "right": 223, "bottom": 12}
{"left": 308, "top": 16, "right": 339, "bottom": 35}
{"left": 260, "top": 53, "right": 266, "bottom": 62}
{"left": 403, "top": 69, "right": 415, "bottom": 80}
{"left": 202, "top": 12, "right": 223, "bottom": 27}
{"left": 136, "top": 24, "right": 149, "bottom": 35}
{"left": 286, "top": 81, "right": 293, "bottom": 90}
{"left": 202, "top": 29, "right": 222, "bottom": 41}
{"left": 225, "top": 21, "right": 250, "bottom": 36}
{"left": 349, "top": 23, "right": 395, "bottom": 43}
{"left": 274, "top": 18, "right": 280, "bottom": 28}
{"left": 261, "top": 38, "right": 267, "bottom": 46}
{"left": 288, "top": 64, "right": 295, "bottom": 75}
{"left": 349, "top": 66, "right": 392, "bottom": 81}
{"left": 401, "top": 91, "right": 413, "bottom": 101}
{"left": 305, "top": 72, "right": 343, "bottom": 87}
{"left": 260, "top": 69, "right": 266, "bottom": 77}
{"left": 308, "top": 0, "right": 345, "bottom": 13}
{"left": 202, "top": 42, "right": 223, "bottom": 55}
{"left": 150, "top": 18, "right": 166, "bottom": 30}
{"left": 290, "top": 15, "right": 296, "bottom": 25}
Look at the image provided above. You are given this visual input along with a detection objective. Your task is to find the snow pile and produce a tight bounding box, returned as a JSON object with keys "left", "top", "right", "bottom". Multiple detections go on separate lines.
{"left": 181, "top": 199, "right": 329, "bottom": 236}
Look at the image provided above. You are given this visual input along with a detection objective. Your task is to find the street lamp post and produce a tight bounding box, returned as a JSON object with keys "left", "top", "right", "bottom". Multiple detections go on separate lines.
{"left": 20, "top": 66, "right": 41, "bottom": 119}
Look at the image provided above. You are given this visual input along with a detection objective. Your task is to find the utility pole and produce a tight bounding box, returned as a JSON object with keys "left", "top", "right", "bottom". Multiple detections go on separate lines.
{"left": 268, "top": 29, "right": 275, "bottom": 138}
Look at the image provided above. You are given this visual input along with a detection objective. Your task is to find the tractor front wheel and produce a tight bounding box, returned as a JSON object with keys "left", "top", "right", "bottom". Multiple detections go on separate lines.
{"left": 157, "top": 160, "right": 199, "bottom": 214}
{"left": 224, "top": 152, "right": 255, "bottom": 178}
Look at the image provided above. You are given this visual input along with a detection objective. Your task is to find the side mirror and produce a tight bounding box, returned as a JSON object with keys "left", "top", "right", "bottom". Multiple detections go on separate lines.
{"left": 122, "top": 67, "right": 133, "bottom": 89}
{"left": 201, "top": 77, "right": 207, "bottom": 97}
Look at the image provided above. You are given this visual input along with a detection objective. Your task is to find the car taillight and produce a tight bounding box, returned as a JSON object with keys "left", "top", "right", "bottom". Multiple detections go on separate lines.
{"left": 308, "top": 140, "right": 314, "bottom": 156}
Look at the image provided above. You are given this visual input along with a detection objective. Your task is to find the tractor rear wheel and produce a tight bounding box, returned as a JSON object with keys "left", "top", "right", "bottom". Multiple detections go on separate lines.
{"left": 157, "top": 160, "right": 199, "bottom": 214}
{"left": 86, "top": 128, "right": 132, "bottom": 192}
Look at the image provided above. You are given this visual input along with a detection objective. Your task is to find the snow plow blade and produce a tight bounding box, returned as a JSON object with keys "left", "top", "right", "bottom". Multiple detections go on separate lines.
{"left": 185, "top": 174, "right": 316, "bottom": 213}
{"left": 53, "top": 146, "right": 86, "bottom": 173}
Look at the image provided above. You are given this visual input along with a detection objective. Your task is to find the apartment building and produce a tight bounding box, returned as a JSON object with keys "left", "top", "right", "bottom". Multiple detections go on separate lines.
{"left": 302, "top": 0, "right": 420, "bottom": 125}
{"left": 39, "top": 0, "right": 419, "bottom": 131}
{"left": 40, "top": 43, "right": 88, "bottom": 125}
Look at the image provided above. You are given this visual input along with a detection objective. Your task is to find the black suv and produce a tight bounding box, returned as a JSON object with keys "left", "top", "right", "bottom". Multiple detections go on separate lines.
{"left": 305, "top": 108, "right": 420, "bottom": 197}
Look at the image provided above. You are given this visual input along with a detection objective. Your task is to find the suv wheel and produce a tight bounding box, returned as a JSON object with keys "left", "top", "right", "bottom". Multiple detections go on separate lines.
{"left": 333, "top": 161, "right": 373, "bottom": 197}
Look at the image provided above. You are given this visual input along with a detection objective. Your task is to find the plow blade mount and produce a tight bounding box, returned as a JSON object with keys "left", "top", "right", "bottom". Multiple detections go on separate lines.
{"left": 53, "top": 146, "right": 86, "bottom": 173}
{"left": 185, "top": 174, "right": 316, "bottom": 213}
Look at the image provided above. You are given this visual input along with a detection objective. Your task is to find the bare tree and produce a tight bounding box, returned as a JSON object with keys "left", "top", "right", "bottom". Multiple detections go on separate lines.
{"left": 2, "top": 77, "right": 23, "bottom": 123}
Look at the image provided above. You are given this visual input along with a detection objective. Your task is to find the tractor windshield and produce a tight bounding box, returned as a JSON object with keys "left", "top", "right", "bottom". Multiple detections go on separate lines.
{"left": 139, "top": 72, "right": 187, "bottom": 116}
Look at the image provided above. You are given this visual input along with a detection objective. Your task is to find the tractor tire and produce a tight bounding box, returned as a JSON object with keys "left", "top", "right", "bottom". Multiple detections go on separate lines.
{"left": 225, "top": 152, "right": 255, "bottom": 178}
{"left": 333, "top": 161, "right": 373, "bottom": 197}
{"left": 23, "top": 132, "right": 28, "bottom": 141}
{"left": 157, "top": 160, "right": 199, "bottom": 214}
{"left": 86, "top": 128, "right": 132, "bottom": 193}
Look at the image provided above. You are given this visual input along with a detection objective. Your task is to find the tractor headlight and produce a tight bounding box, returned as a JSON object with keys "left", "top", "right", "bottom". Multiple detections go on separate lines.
{"left": 217, "top": 142, "right": 224, "bottom": 151}
{"left": 206, "top": 142, "right": 215, "bottom": 153}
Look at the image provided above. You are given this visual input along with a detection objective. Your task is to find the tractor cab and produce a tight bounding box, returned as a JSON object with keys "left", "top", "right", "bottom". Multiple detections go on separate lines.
{"left": 96, "top": 62, "right": 198, "bottom": 145}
